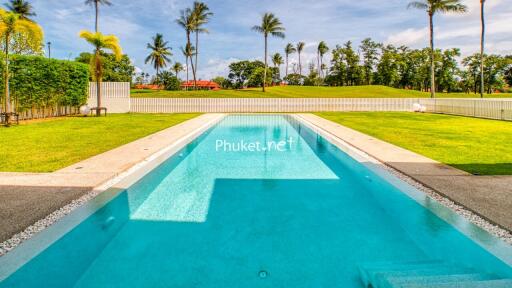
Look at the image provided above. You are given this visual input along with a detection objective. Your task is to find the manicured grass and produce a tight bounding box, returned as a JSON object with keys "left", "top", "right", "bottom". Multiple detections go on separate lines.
{"left": 131, "top": 85, "right": 512, "bottom": 98}
{"left": 0, "top": 113, "right": 200, "bottom": 172}
{"left": 316, "top": 112, "right": 512, "bottom": 175}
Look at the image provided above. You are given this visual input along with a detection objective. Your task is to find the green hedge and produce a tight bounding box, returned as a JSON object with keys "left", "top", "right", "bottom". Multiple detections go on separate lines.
{"left": 0, "top": 55, "right": 90, "bottom": 111}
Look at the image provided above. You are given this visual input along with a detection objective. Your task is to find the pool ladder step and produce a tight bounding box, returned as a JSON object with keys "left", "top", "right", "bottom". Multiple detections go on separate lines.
{"left": 358, "top": 260, "right": 512, "bottom": 288}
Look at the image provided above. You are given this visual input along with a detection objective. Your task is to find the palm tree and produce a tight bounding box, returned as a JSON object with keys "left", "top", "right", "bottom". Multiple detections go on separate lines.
{"left": 0, "top": 8, "right": 42, "bottom": 121}
{"left": 272, "top": 53, "right": 284, "bottom": 80}
{"left": 84, "top": 0, "right": 111, "bottom": 32}
{"left": 79, "top": 30, "right": 122, "bottom": 116}
{"left": 181, "top": 44, "right": 195, "bottom": 90}
{"left": 145, "top": 33, "right": 172, "bottom": 88}
{"left": 176, "top": 8, "right": 197, "bottom": 89}
{"left": 296, "top": 41, "right": 305, "bottom": 76}
{"left": 173, "top": 62, "right": 184, "bottom": 79}
{"left": 317, "top": 41, "right": 329, "bottom": 78}
{"left": 4, "top": 0, "right": 35, "bottom": 20}
{"left": 252, "top": 13, "right": 285, "bottom": 92}
{"left": 191, "top": 2, "right": 213, "bottom": 85}
{"left": 408, "top": 0, "right": 466, "bottom": 98}
{"left": 480, "top": 0, "right": 485, "bottom": 98}
{"left": 284, "top": 43, "right": 296, "bottom": 78}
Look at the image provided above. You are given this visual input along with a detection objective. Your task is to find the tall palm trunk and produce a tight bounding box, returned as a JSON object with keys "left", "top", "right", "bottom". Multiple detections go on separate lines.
{"left": 285, "top": 54, "right": 289, "bottom": 78}
{"left": 480, "top": 0, "right": 485, "bottom": 98}
{"left": 4, "top": 33, "right": 11, "bottom": 117}
{"left": 298, "top": 51, "right": 302, "bottom": 76}
{"left": 156, "top": 66, "right": 160, "bottom": 90}
{"left": 187, "top": 32, "right": 197, "bottom": 90}
{"left": 195, "top": 32, "right": 199, "bottom": 85}
{"left": 263, "top": 35, "right": 268, "bottom": 92}
{"left": 185, "top": 61, "right": 189, "bottom": 91}
{"left": 95, "top": 49, "right": 101, "bottom": 116}
{"left": 95, "top": 1, "right": 99, "bottom": 32}
{"left": 317, "top": 51, "right": 320, "bottom": 80}
{"left": 429, "top": 12, "right": 435, "bottom": 98}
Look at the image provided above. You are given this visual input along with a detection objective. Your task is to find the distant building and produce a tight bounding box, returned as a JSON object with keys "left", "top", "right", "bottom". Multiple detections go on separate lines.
{"left": 181, "top": 80, "right": 221, "bottom": 90}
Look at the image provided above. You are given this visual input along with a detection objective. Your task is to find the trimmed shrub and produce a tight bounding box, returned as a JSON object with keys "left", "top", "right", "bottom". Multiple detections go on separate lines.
{"left": 0, "top": 55, "right": 90, "bottom": 111}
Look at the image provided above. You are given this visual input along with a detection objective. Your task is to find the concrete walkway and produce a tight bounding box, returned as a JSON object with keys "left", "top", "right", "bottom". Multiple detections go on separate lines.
{"left": 0, "top": 114, "right": 224, "bottom": 242}
{"left": 297, "top": 113, "right": 512, "bottom": 232}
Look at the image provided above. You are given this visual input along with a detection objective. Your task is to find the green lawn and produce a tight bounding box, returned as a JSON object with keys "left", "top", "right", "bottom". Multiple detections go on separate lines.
{"left": 131, "top": 85, "right": 512, "bottom": 98}
{"left": 316, "top": 112, "right": 512, "bottom": 175}
{"left": 0, "top": 113, "right": 200, "bottom": 172}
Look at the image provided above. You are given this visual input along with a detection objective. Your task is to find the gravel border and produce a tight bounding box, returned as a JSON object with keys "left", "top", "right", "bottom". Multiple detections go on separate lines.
{"left": 294, "top": 114, "right": 512, "bottom": 245}
{"left": 0, "top": 115, "right": 225, "bottom": 257}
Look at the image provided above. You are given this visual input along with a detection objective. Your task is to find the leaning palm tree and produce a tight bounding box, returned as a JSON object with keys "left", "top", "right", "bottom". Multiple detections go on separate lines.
{"left": 479, "top": 0, "right": 485, "bottom": 98}
{"left": 296, "top": 41, "right": 305, "bottom": 76}
{"left": 284, "top": 43, "right": 296, "bottom": 78}
{"left": 252, "top": 13, "right": 285, "bottom": 92}
{"left": 79, "top": 30, "right": 122, "bottom": 116}
{"left": 317, "top": 41, "right": 329, "bottom": 78}
{"left": 191, "top": 1, "right": 213, "bottom": 84}
{"left": 408, "top": 0, "right": 466, "bottom": 98}
{"left": 176, "top": 8, "right": 197, "bottom": 89}
{"left": 173, "top": 62, "right": 184, "bottom": 79}
{"left": 0, "top": 8, "right": 42, "bottom": 122}
{"left": 145, "top": 33, "right": 172, "bottom": 88}
{"left": 4, "top": 0, "right": 35, "bottom": 20}
{"left": 272, "top": 53, "right": 284, "bottom": 80}
{"left": 181, "top": 44, "right": 196, "bottom": 90}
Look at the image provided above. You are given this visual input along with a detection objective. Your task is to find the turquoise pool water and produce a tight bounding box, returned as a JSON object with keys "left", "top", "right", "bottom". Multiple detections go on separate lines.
{"left": 1, "top": 115, "right": 511, "bottom": 287}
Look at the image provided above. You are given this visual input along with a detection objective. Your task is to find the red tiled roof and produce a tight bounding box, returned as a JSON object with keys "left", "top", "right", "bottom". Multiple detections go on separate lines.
{"left": 181, "top": 81, "right": 220, "bottom": 88}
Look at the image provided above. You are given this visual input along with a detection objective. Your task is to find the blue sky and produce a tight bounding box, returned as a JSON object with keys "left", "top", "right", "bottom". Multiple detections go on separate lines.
{"left": 30, "top": 0, "right": 512, "bottom": 79}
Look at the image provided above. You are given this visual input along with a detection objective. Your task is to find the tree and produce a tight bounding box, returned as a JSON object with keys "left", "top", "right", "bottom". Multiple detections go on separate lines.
{"left": 284, "top": 43, "right": 296, "bottom": 78}
{"left": 157, "top": 70, "right": 180, "bottom": 90}
{"left": 252, "top": 13, "right": 285, "bottom": 92}
{"left": 479, "top": 0, "right": 486, "bottom": 97}
{"left": 271, "top": 53, "right": 283, "bottom": 81}
{"left": 173, "top": 62, "right": 184, "bottom": 79}
{"left": 191, "top": 1, "right": 212, "bottom": 86}
{"left": 76, "top": 52, "right": 134, "bottom": 82}
{"left": 0, "top": 8, "right": 43, "bottom": 120}
{"left": 227, "top": 60, "right": 265, "bottom": 88}
{"left": 408, "top": 0, "right": 466, "bottom": 98}
{"left": 317, "top": 41, "right": 329, "bottom": 79}
{"left": 79, "top": 30, "right": 122, "bottom": 116}
{"left": 176, "top": 8, "right": 197, "bottom": 89}
{"left": 360, "top": 38, "right": 380, "bottom": 85}
{"left": 84, "top": 0, "right": 111, "bottom": 32}
{"left": 297, "top": 41, "right": 305, "bottom": 76}
{"left": 180, "top": 43, "right": 195, "bottom": 90}
{"left": 145, "top": 33, "right": 172, "bottom": 87}
{"left": 4, "top": 0, "right": 35, "bottom": 21}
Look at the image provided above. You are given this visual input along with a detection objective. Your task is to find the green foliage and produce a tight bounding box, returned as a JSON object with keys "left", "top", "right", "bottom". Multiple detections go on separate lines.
{"left": 76, "top": 52, "right": 134, "bottom": 82}
{"left": 157, "top": 71, "right": 180, "bottom": 90}
{"left": 212, "top": 76, "right": 230, "bottom": 89}
{"left": 283, "top": 73, "right": 306, "bottom": 85}
{"left": 247, "top": 67, "right": 274, "bottom": 88}
{"left": 0, "top": 55, "right": 89, "bottom": 110}
{"left": 227, "top": 60, "right": 265, "bottom": 88}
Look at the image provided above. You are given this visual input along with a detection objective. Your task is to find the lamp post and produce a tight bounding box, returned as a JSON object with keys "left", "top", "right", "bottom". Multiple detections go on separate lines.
{"left": 47, "top": 42, "right": 51, "bottom": 59}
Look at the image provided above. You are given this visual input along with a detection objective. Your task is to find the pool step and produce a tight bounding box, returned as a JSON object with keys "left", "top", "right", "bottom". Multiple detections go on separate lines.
{"left": 358, "top": 260, "right": 512, "bottom": 288}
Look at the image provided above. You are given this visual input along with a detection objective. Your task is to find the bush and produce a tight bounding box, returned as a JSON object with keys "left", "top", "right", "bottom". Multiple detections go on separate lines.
{"left": 0, "top": 55, "right": 90, "bottom": 111}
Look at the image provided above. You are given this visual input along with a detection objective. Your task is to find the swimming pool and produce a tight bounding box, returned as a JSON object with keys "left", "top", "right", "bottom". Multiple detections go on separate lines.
{"left": 1, "top": 115, "right": 511, "bottom": 287}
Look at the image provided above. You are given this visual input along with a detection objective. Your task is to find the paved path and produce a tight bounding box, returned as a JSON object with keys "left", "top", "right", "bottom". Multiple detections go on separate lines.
{"left": 0, "top": 114, "right": 224, "bottom": 242}
{"left": 297, "top": 113, "right": 512, "bottom": 232}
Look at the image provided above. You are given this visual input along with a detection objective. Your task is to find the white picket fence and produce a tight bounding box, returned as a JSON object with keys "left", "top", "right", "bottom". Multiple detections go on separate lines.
{"left": 130, "top": 98, "right": 420, "bottom": 113}
{"left": 85, "top": 83, "right": 512, "bottom": 121}
{"left": 420, "top": 98, "right": 512, "bottom": 121}
{"left": 87, "top": 82, "right": 131, "bottom": 113}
